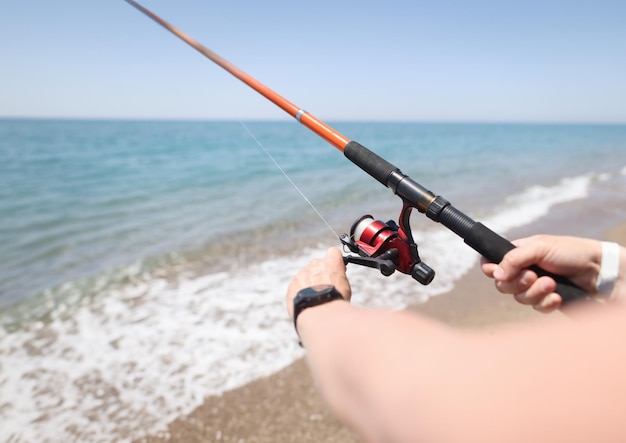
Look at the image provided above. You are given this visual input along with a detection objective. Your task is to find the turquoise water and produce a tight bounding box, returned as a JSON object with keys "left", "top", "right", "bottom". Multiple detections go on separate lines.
{"left": 2, "top": 120, "right": 625, "bottom": 309}
{"left": 1, "top": 118, "right": 625, "bottom": 441}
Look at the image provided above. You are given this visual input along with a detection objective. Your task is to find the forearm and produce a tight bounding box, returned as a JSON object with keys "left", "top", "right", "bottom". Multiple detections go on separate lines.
{"left": 297, "top": 301, "right": 470, "bottom": 442}
{"left": 297, "top": 300, "right": 626, "bottom": 443}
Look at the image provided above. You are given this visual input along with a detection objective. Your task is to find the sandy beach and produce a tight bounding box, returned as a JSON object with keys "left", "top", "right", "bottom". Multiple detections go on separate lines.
{"left": 137, "top": 204, "right": 626, "bottom": 443}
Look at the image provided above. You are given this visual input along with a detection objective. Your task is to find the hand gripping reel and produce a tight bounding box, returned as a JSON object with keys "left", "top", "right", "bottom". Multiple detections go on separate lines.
{"left": 341, "top": 202, "right": 435, "bottom": 285}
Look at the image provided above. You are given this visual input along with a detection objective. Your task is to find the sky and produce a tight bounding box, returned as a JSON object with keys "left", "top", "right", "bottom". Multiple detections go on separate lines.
{"left": 1, "top": 0, "right": 625, "bottom": 123}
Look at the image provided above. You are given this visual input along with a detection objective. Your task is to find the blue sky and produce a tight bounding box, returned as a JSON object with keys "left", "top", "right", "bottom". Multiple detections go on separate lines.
{"left": 2, "top": 0, "right": 625, "bottom": 123}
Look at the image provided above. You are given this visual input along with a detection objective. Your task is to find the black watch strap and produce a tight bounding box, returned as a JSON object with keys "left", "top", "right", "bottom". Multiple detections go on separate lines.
{"left": 293, "top": 285, "right": 344, "bottom": 338}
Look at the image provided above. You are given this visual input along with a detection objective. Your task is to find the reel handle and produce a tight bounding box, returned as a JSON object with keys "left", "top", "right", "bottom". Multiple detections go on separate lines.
{"left": 342, "top": 251, "right": 397, "bottom": 276}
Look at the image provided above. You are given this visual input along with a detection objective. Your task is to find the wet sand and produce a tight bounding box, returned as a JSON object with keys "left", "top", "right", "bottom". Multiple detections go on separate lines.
{"left": 136, "top": 208, "right": 626, "bottom": 443}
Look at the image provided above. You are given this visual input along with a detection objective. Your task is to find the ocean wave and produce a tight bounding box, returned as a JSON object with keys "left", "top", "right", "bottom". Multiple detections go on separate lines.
{"left": 484, "top": 174, "right": 592, "bottom": 233}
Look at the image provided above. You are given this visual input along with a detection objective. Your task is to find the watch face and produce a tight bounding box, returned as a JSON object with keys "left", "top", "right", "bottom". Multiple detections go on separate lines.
{"left": 298, "top": 285, "right": 335, "bottom": 297}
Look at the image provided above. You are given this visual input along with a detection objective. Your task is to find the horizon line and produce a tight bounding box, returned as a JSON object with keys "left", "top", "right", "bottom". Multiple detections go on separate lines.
{"left": 2, "top": 116, "right": 626, "bottom": 126}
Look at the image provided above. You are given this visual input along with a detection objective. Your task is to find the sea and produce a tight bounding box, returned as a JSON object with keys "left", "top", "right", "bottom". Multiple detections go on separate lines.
{"left": 1, "top": 118, "right": 625, "bottom": 442}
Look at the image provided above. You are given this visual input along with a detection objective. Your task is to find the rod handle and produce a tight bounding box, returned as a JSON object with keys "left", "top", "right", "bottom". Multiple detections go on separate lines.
{"left": 344, "top": 141, "right": 398, "bottom": 186}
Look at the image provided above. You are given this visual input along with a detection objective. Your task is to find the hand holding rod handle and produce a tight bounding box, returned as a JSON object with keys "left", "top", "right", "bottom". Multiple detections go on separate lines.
{"left": 344, "top": 141, "right": 591, "bottom": 305}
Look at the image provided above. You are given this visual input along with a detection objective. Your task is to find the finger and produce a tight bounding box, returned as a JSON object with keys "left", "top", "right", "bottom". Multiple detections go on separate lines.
{"left": 495, "top": 238, "right": 551, "bottom": 280}
{"left": 325, "top": 248, "right": 352, "bottom": 301}
{"left": 494, "top": 269, "right": 538, "bottom": 295}
{"left": 512, "top": 276, "right": 557, "bottom": 306}
{"left": 510, "top": 237, "right": 531, "bottom": 248}
{"left": 481, "top": 260, "right": 497, "bottom": 278}
{"left": 533, "top": 292, "right": 562, "bottom": 313}
{"left": 325, "top": 246, "right": 344, "bottom": 261}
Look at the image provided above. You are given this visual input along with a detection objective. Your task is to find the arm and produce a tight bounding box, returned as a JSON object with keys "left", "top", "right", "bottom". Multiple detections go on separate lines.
{"left": 287, "top": 247, "right": 626, "bottom": 443}
{"left": 481, "top": 235, "right": 626, "bottom": 312}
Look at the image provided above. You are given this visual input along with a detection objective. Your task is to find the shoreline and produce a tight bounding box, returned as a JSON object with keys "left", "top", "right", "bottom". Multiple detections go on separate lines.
{"left": 136, "top": 201, "right": 626, "bottom": 443}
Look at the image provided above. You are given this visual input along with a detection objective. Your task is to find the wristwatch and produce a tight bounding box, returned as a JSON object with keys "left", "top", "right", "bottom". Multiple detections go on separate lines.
{"left": 293, "top": 284, "right": 345, "bottom": 338}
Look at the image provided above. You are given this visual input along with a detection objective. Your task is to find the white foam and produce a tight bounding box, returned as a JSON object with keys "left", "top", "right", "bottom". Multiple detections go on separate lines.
{"left": 0, "top": 252, "right": 316, "bottom": 442}
{"left": 0, "top": 172, "right": 597, "bottom": 442}
{"left": 484, "top": 175, "right": 592, "bottom": 233}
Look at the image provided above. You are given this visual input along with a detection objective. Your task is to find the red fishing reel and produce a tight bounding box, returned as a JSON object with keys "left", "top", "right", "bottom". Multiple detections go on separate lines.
{"left": 341, "top": 203, "right": 435, "bottom": 285}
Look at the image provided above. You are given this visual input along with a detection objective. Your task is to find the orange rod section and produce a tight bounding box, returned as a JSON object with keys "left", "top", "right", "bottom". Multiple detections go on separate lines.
{"left": 125, "top": 0, "right": 350, "bottom": 151}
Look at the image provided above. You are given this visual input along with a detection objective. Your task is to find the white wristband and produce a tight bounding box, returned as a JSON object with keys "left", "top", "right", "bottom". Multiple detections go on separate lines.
{"left": 596, "top": 241, "right": 621, "bottom": 295}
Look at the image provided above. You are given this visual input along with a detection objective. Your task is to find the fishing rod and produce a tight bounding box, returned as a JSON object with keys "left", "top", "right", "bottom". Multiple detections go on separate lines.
{"left": 124, "top": 0, "right": 591, "bottom": 305}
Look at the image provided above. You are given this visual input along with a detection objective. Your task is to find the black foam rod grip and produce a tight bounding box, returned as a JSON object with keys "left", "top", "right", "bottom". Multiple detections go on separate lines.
{"left": 344, "top": 141, "right": 398, "bottom": 186}
{"left": 465, "top": 223, "right": 590, "bottom": 304}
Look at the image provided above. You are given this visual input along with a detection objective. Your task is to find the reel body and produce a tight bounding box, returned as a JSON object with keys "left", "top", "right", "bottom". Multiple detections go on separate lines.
{"left": 341, "top": 203, "right": 435, "bottom": 285}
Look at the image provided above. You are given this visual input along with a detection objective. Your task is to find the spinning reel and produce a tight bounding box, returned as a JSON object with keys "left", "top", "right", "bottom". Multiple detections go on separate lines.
{"left": 341, "top": 202, "right": 435, "bottom": 285}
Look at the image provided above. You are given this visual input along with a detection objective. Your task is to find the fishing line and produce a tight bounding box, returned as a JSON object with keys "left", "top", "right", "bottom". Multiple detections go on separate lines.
{"left": 239, "top": 121, "right": 341, "bottom": 241}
